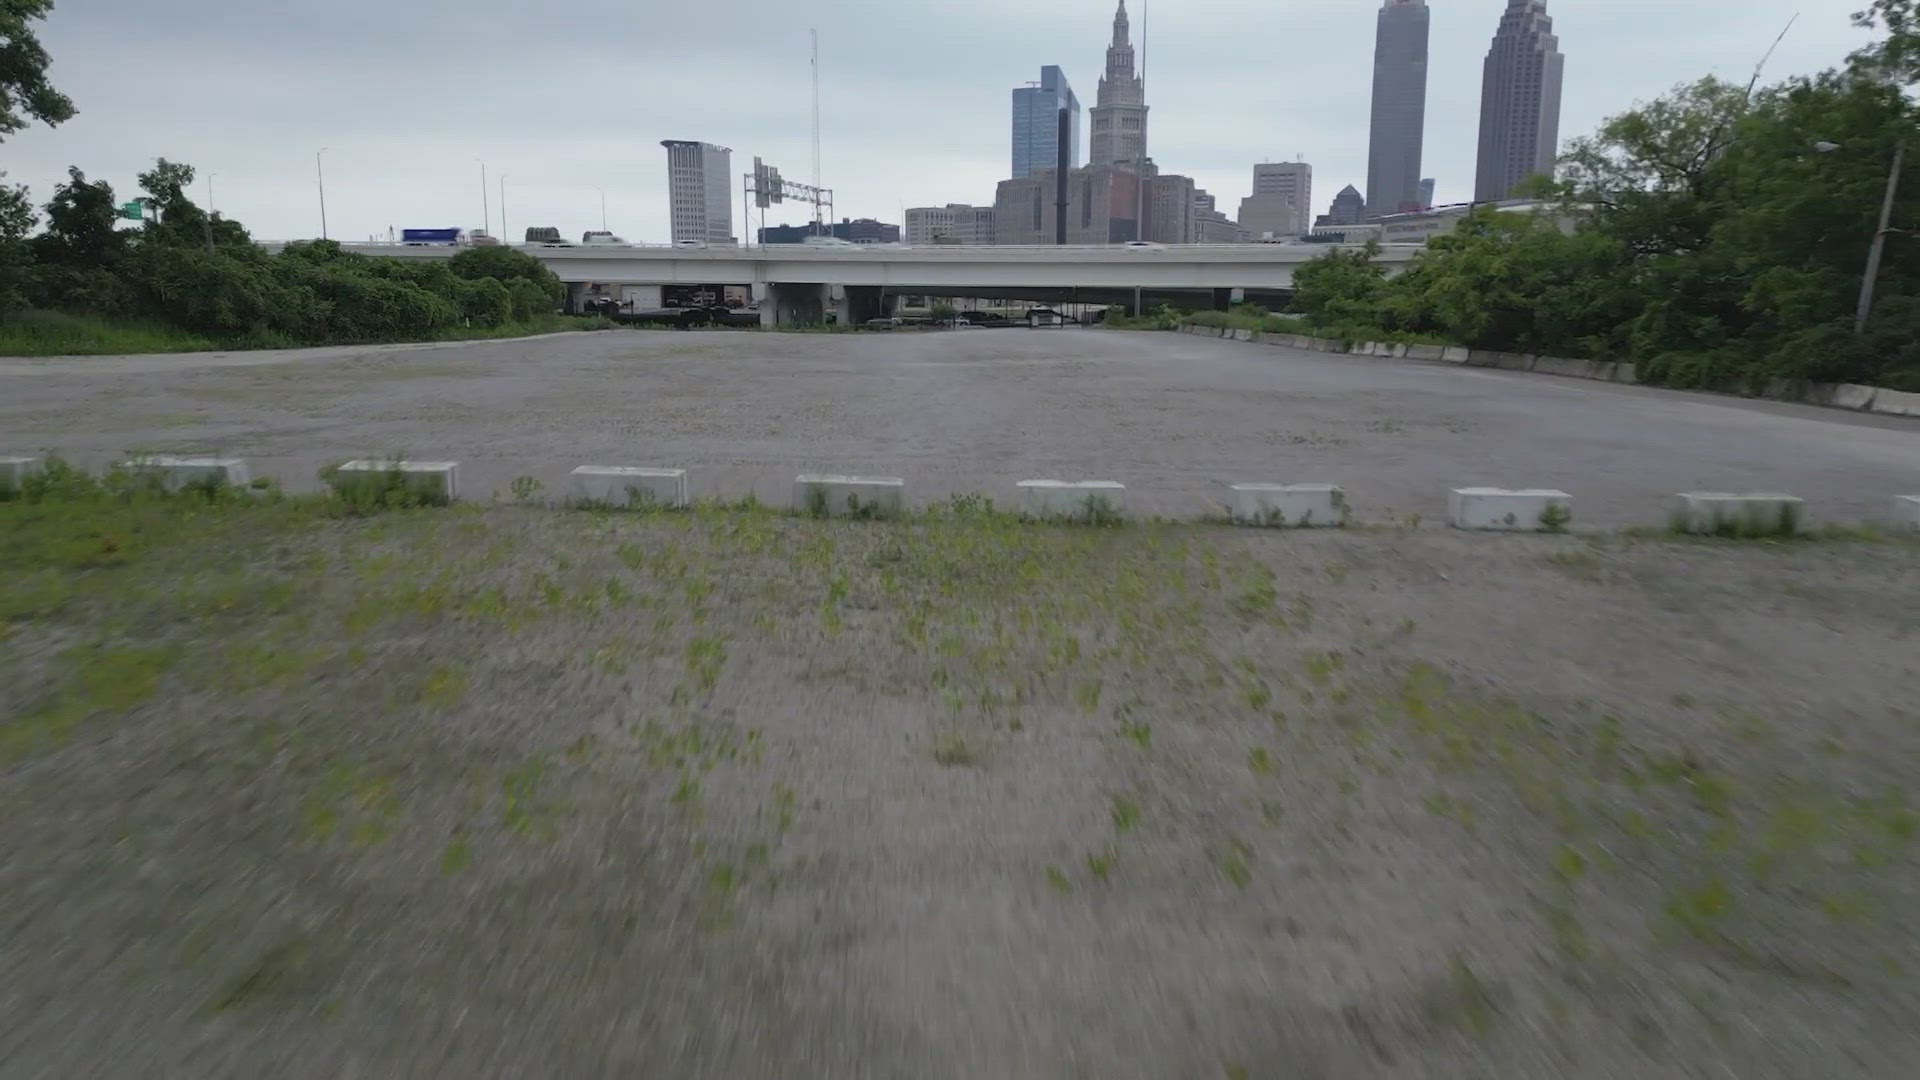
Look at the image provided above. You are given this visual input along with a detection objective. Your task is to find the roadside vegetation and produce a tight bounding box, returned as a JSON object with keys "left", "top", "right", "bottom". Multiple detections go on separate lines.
{"left": 0, "top": 5, "right": 599, "bottom": 356}
{"left": 1274, "top": 2, "right": 1920, "bottom": 392}
{"left": 0, "top": 160, "right": 596, "bottom": 354}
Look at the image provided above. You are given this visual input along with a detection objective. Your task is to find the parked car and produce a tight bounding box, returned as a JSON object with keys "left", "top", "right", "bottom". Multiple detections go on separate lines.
{"left": 863, "top": 317, "right": 902, "bottom": 331}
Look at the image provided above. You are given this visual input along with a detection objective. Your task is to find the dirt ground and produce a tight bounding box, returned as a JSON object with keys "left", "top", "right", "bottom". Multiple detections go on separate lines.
{"left": 3, "top": 488, "right": 1918, "bottom": 1078}
{"left": 2, "top": 326, "right": 1916, "bottom": 526}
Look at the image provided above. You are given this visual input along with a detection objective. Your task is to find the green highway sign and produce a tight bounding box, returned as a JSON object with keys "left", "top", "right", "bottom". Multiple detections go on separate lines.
{"left": 118, "top": 200, "right": 144, "bottom": 221}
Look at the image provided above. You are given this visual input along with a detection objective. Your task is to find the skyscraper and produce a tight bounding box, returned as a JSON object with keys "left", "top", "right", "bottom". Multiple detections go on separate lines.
{"left": 1088, "top": 1, "right": 1148, "bottom": 168}
{"left": 1419, "top": 177, "right": 1437, "bottom": 209}
{"left": 661, "top": 140, "right": 734, "bottom": 244}
{"left": 1319, "top": 185, "right": 1367, "bottom": 227}
{"left": 1366, "top": 0, "right": 1430, "bottom": 220}
{"left": 1475, "top": 0, "right": 1565, "bottom": 202}
{"left": 1012, "top": 66, "right": 1081, "bottom": 179}
{"left": 1248, "top": 162, "right": 1313, "bottom": 236}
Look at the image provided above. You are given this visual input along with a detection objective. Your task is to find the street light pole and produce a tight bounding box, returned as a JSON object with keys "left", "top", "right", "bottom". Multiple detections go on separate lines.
{"left": 1855, "top": 141, "right": 1905, "bottom": 336}
{"left": 500, "top": 174, "right": 508, "bottom": 245}
{"left": 598, "top": 188, "right": 608, "bottom": 232}
{"left": 477, "top": 160, "right": 489, "bottom": 238}
{"left": 316, "top": 149, "right": 329, "bottom": 240}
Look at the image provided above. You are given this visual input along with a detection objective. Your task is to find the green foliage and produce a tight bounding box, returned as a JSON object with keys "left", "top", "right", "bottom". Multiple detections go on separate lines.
{"left": 1273, "top": 19, "right": 1920, "bottom": 391}
{"left": 0, "top": 171, "right": 34, "bottom": 310}
{"left": 1289, "top": 242, "right": 1390, "bottom": 326}
{"left": 448, "top": 245, "right": 563, "bottom": 310}
{"left": 1105, "top": 303, "right": 1185, "bottom": 330}
{"left": 0, "top": 0, "right": 75, "bottom": 142}
{"left": 0, "top": 145, "right": 595, "bottom": 353}
{"left": 1187, "top": 303, "right": 1303, "bottom": 334}
{"left": 1852, "top": 0, "right": 1920, "bottom": 83}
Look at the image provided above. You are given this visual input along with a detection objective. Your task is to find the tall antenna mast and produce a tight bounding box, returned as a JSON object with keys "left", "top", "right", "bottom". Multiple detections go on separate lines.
{"left": 811, "top": 29, "right": 822, "bottom": 231}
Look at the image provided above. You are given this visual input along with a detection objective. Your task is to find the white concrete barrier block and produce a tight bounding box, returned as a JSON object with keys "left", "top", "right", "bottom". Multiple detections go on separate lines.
{"left": 1897, "top": 496, "right": 1920, "bottom": 531}
{"left": 1671, "top": 493, "right": 1805, "bottom": 536}
{"left": 1019, "top": 480, "right": 1126, "bottom": 522}
{"left": 1832, "top": 383, "right": 1879, "bottom": 411}
{"left": 1870, "top": 388, "right": 1920, "bottom": 418}
{"left": 570, "top": 466, "right": 688, "bottom": 509}
{"left": 0, "top": 455, "right": 41, "bottom": 496}
{"left": 1448, "top": 488, "right": 1573, "bottom": 532}
{"left": 120, "top": 455, "right": 250, "bottom": 492}
{"left": 793, "top": 473, "right": 904, "bottom": 517}
{"left": 332, "top": 459, "right": 459, "bottom": 502}
{"left": 1230, "top": 483, "right": 1347, "bottom": 528}
{"left": 1440, "top": 346, "right": 1472, "bottom": 363}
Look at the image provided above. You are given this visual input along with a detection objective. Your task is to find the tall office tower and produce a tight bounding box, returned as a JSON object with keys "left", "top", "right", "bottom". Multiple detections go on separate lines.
{"left": 1419, "top": 177, "right": 1437, "bottom": 209}
{"left": 1475, "top": 0, "right": 1565, "bottom": 201}
{"left": 661, "top": 140, "right": 735, "bottom": 244}
{"left": 1249, "top": 162, "right": 1313, "bottom": 236}
{"left": 1366, "top": 0, "right": 1430, "bottom": 219}
{"left": 1088, "top": 1, "right": 1148, "bottom": 167}
{"left": 1012, "top": 66, "right": 1082, "bottom": 179}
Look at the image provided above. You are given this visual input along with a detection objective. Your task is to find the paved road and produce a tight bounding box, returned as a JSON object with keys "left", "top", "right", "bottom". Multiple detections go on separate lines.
{"left": 2, "top": 327, "right": 1915, "bottom": 526}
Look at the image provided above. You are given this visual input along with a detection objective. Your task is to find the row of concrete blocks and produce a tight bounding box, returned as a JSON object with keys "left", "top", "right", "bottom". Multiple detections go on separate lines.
{"left": 5, "top": 455, "right": 1919, "bottom": 533}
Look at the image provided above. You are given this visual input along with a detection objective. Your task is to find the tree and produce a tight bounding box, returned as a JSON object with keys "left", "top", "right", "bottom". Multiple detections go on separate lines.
{"left": 1853, "top": 0, "right": 1920, "bottom": 83}
{"left": 0, "top": 0, "right": 75, "bottom": 141}
{"left": 448, "top": 245, "right": 563, "bottom": 301}
{"left": 1552, "top": 77, "right": 1753, "bottom": 259}
{"left": 1288, "top": 243, "right": 1388, "bottom": 327}
{"left": 0, "top": 171, "right": 34, "bottom": 309}
{"left": 1389, "top": 209, "right": 1636, "bottom": 355}
{"left": 136, "top": 158, "right": 216, "bottom": 248}
{"left": 34, "top": 166, "right": 121, "bottom": 268}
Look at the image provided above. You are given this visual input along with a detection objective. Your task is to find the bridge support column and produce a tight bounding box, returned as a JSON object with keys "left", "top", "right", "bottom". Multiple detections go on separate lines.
{"left": 765, "top": 282, "right": 828, "bottom": 328}
{"left": 839, "top": 286, "right": 886, "bottom": 326}
{"left": 1211, "top": 288, "right": 1235, "bottom": 311}
{"left": 566, "top": 282, "right": 595, "bottom": 315}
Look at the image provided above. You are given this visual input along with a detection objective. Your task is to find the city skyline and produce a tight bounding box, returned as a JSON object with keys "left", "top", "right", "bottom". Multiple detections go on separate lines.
{"left": 0, "top": 0, "right": 1876, "bottom": 243}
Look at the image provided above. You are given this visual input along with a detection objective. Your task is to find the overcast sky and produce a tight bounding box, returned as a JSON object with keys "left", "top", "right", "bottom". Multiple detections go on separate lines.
{"left": 0, "top": 0, "right": 1883, "bottom": 243}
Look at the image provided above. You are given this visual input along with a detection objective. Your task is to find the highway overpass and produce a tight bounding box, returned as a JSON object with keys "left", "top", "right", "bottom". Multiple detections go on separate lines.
{"left": 327, "top": 242, "right": 1425, "bottom": 325}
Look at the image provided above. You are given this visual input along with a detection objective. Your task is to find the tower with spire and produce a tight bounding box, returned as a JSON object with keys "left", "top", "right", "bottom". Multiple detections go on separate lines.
{"left": 1089, "top": 0, "right": 1148, "bottom": 167}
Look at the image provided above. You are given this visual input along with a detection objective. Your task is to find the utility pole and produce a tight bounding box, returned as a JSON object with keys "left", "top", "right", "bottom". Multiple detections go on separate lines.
{"left": 499, "top": 174, "right": 508, "bottom": 245}
{"left": 316, "top": 149, "right": 329, "bottom": 240}
{"left": 1855, "top": 141, "right": 1905, "bottom": 336}
{"left": 203, "top": 173, "right": 216, "bottom": 252}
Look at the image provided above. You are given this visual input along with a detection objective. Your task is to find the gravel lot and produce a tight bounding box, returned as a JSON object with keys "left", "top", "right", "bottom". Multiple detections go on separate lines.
{"left": 2, "top": 326, "right": 1915, "bottom": 526}
{"left": 3, "top": 330, "right": 1919, "bottom": 1077}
